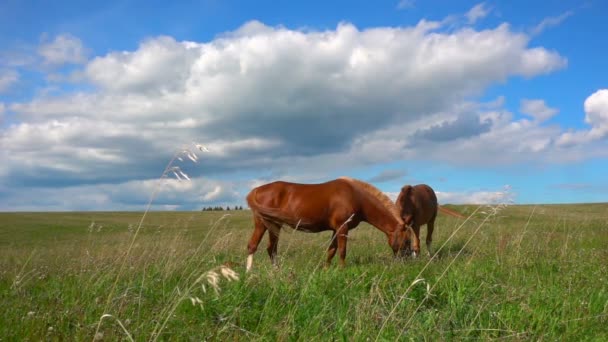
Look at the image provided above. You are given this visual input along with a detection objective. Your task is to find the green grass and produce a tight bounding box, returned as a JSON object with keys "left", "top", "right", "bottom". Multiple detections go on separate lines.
{"left": 1, "top": 205, "right": 607, "bottom": 341}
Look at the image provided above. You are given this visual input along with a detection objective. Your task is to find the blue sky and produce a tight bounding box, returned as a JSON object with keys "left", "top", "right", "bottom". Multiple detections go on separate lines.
{"left": 1, "top": 0, "right": 607, "bottom": 210}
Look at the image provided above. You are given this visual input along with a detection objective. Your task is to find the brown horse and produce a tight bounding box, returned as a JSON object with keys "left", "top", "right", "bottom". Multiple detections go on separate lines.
{"left": 245, "top": 177, "right": 409, "bottom": 271}
{"left": 396, "top": 184, "right": 464, "bottom": 257}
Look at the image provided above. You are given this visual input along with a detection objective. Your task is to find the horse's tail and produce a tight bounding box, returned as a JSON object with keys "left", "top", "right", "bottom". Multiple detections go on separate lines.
{"left": 438, "top": 206, "right": 466, "bottom": 219}
{"left": 246, "top": 188, "right": 309, "bottom": 227}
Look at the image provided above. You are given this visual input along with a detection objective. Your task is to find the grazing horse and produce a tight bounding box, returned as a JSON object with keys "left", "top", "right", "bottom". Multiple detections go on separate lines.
{"left": 245, "top": 177, "right": 409, "bottom": 272}
{"left": 396, "top": 184, "right": 438, "bottom": 257}
{"left": 396, "top": 184, "right": 465, "bottom": 257}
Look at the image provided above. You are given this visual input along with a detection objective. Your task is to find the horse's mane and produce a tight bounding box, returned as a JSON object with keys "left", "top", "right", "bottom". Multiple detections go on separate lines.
{"left": 339, "top": 177, "right": 403, "bottom": 225}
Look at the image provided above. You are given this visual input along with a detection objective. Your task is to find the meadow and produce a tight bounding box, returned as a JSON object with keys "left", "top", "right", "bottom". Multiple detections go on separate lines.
{"left": 1, "top": 204, "right": 607, "bottom": 341}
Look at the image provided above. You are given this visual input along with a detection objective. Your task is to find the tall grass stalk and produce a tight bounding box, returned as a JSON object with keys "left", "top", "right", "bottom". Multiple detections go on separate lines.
{"left": 93, "top": 154, "right": 179, "bottom": 339}
{"left": 93, "top": 144, "right": 210, "bottom": 340}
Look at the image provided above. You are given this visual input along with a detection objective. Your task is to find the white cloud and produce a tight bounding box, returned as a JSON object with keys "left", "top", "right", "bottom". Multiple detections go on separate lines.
{"left": 14, "top": 23, "right": 567, "bottom": 125}
{"left": 85, "top": 36, "right": 198, "bottom": 93}
{"left": 520, "top": 99, "right": 558, "bottom": 122}
{"left": 584, "top": 89, "right": 608, "bottom": 134}
{"left": 0, "top": 69, "right": 18, "bottom": 92}
{"left": 518, "top": 47, "right": 567, "bottom": 77}
{"left": 1, "top": 20, "right": 589, "bottom": 210}
{"left": 0, "top": 176, "right": 241, "bottom": 211}
{"left": 38, "top": 33, "right": 88, "bottom": 65}
{"left": 465, "top": 3, "right": 491, "bottom": 24}
{"left": 437, "top": 186, "right": 513, "bottom": 204}
{"left": 367, "top": 100, "right": 574, "bottom": 165}
{"left": 531, "top": 11, "right": 574, "bottom": 36}
{"left": 557, "top": 89, "right": 608, "bottom": 146}
{"left": 386, "top": 186, "right": 514, "bottom": 205}
{"left": 4, "top": 22, "right": 567, "bottom": 178}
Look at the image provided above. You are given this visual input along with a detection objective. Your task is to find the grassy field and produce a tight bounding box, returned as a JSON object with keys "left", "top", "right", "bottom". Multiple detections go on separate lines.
{"left": 1, "top": 204, "right": 607, "bottom": 341}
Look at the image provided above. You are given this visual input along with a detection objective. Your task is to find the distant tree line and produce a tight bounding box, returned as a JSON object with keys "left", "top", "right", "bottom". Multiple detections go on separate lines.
{"left": 201, "top": 205, "right": 245, "bottom": 211}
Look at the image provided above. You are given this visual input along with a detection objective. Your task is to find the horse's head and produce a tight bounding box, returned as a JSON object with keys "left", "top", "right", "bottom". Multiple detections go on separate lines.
{"left": 389, "top": 222, "right": 412, "bottom": 258}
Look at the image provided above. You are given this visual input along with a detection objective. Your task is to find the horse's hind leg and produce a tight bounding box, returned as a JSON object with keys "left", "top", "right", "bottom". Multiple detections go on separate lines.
{"left": 267, "top": 223, "right": 281, "bottom": 268}
{"left": 426, "top": 213, "right": 437, "bottom": 257}
{"left": 326, "top": 231, "right": 338, "bottom": 267}
{"left": 246, "top": 215, "right": 267, "bottom": 272}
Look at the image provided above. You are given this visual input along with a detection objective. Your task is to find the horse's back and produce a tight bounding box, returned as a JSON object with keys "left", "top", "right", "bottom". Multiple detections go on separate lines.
{"left": 247, "top": 181, "right": 291, "bottom": 208}
{"left": 247, "top": 179, "right": 357, "bottom": 223}
{"left": 414, "top": 184, "right": 438, "bottom": 205}
{"left": 413, "top": 184, "right": 438, "bottom": 220}
{"left": 250, "top": 179, "right": 350, "bottom": 203}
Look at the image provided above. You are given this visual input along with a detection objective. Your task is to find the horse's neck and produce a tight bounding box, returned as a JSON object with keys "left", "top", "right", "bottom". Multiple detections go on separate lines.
{"left": 360, "top": 200, "right": 399, "bottom": 235}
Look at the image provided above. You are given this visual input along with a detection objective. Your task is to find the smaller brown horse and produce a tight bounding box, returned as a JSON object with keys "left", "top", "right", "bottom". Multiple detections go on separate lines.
{"left": 396, "top": 184, "right": 464, "bottom": 257}
{"left": 246, "top": 177, "right": 409, "bottom": 271}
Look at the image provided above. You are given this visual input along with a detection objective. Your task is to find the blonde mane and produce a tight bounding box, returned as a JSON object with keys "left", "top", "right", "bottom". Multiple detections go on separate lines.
{"left": 339, "top": 177, "right": 403, "bottom": 225}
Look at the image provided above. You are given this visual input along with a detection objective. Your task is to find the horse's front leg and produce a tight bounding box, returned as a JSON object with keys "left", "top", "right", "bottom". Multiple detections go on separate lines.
{"left": 337, "top": 227, "right": 349, "bottom": 267}
{"left": 267, "top": 223, "right": 281, "bottom": 268}
{"left": 411, "top": 224, "right": 421, "bottom": 258}
{"left": 426, "top": 216, "right": 436, "bottom": 257}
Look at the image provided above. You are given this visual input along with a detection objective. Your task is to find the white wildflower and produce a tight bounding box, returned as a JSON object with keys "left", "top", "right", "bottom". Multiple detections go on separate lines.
{"left": 207, "top": 271, "right": 220, "bottom": 294}
{"left": 219, "top": 266, "right": 240, "bottom": 281}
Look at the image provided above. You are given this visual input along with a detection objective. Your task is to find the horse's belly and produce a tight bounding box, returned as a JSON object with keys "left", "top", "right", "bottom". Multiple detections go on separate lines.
{"left": 287, "top": 222, "right": 328, "bottom": 233}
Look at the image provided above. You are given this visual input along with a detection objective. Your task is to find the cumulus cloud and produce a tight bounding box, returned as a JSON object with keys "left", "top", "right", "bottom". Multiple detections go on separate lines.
{"left": 0, "top": 20, "right": 586, "bottom": 210}
{"left": 38, "top": 33, "right": 88, "bottom": 65}
{"left": 412, "top": 112, "right": 492, "bottom": 142}
{"left": 413, "top": 113, "right": 558, "bottom": 163}
{"left": 437, "top": 185, "right": 513, "bottom": 204}
{"left": 520, "top": 99, "right": 558, "bottom": 122}
{"left": 0, "top": 69, "right": 18, "bottom": 92}
{"left": 557, "top": 89, "right": 608, "bottom": 146}
{"left": 583, "top": 89, "right": 608, "bottom": 135}
{"left": 85, "top": 36, "right": 198, "bottom": 94}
